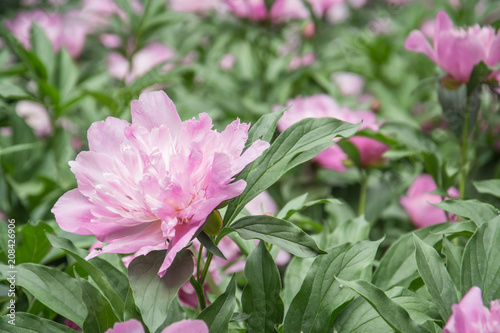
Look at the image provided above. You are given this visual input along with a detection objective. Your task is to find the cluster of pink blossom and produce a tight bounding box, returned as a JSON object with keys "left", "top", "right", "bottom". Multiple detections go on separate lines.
{"left": 106, "top": 318, "right": 208, "bottom": 333}
{"left": 275, "top": 94, "right": 389, "bottom": 172}
{"left": 52, "top": 90, "right": 269, "bottom": 276}
{"left": 405, "top": 10, "right": 500, "bottom": 83}
{"left": 399, "top": 174, "right": 458, "bottom": 228}
{"left": 444, "top": 287, "right": 500, "bottom": 333}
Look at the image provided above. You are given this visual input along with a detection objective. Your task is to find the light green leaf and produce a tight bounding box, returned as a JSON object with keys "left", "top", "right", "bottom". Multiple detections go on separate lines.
{"left": 242, "top": 242, "right": 284, "bottom": 332}
{"left": 78, "top": 278, "right": 119, "bottom": 333}
{"left": 336, "top": 279, "right": 430, "bottom": 333}
{"left": 461, "top": 216, "right": 500, "bottom": 302}
{"left": 47, "top": 233, "right": 127, "bottom": 319}
{"left": 223, "top": 117, "right": 359, "bottom": 226}
{"left": 436, "top": 199, "right": 498, "bottom": 226}
{"left": 230, "top": 215, "right": 326, "bottom": 258}
{"left": 283, "top": 239, "right": 382, "bottom": 333}
{"left": 0, "top": 312, "right": 79, "bottom": 332}
{"left": 198, "top": 275, "right": 237, "bottom": 332}
{"left": 413, "top": 234, "right": 458, "bottom": 321}
{"left": 334, "top": 287, "right": 440, "bottom": 333}
{"left": 0, "top": 263, "right": 86, "bottom": 326}
{"left": 473, "top": 179, "right": 500, "bottom": 198}
{"left": 128, "top": 249, "right": 194, "bottom": 333}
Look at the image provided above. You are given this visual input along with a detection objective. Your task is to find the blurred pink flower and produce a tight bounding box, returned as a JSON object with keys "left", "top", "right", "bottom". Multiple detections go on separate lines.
{"left": 219, "top": 53, "right": 236, "bottom": 71}
{"left": 405, "top": 10, "right": 500, "bottom": 82}
{"left": 288, "top": 52, "right": 316, "bottom": 70}
{"left": 444, "top": 287, "right": 500, "bottom": 333}
{"left": 245, "top": 191, "right": 278, "bottom": 215}
{"left": 105, "top": 319, "right": 209, "bottom": 333}
{"left": 420, "top": 18, "right": 435, "bottom": 39}
{"left": 100, "top": 33, "right": 122, "bottom": 48}
{"left": 226, "top": 0, "right": 309, "bottom": 22}
{"left": 16, "top": 101, "right": 52, "bottom": 137}
{"left": 324, "top": 3, "right": 350, "bottom": 24}
{"left": 169, "top": 0, "right": 222, "bottom": 13}
{"left": 64, "top": 320, "right": 81, "bottom": 332}
{"left": 331, "top": 72, "right": 365, "bottom": 96}
{"left": 400, "top": 174, "right": 459, "bottom": 228}
{"left": 276, "top": 94, "right": 388, "bottom": 172}
{"left": 302, "top": 21, "right": 316, "bottom": 38}
{"left": 107, "top": 42, "right": 176, "bottom": 83}
{"left": 52, "top": 91, "right": 269, "bottom": 276}
{"left": 5, "top": 9, "right": 89, "bottom": 58}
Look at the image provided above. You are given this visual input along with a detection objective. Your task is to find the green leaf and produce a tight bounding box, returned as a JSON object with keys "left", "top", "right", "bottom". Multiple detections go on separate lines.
{"left": 46, "top": 233, "right": 127, "bottom": 319}
{"left": 197, "top": 231, "right": 227, "bottom": 260}
{"left": 0, "top": 81, "right": 31, "bottom": 99}
{"left": 247, "top": 107, "right": 286, "bottom": 143}
{"left": 0, "top": 312, "right": 79, "bottom": 332}
{"left": 78, "top": 278, "right": 119, "bottom": 333}
{"left": 57, "top": 49, "right": 79, "bottom": 104}
{"left": 276, "top": 193, "right": 341, "bottom": 220}
{"left": 281, "top": 256, "right": 314, "bottom": 313}
{"left": 242, "top": 242, "right": 284, "bottom": 332}
{"left": 336, "top": 279, "right": 430, "bottom": 333}
{"left": 16, "top": 221, "right": 53, "bottom": 264}
{"left": 373, "top": 222, "right": 477, "bottom": 290}
{"left": 413, "top": 234, "right": 458, "bottom": 321}
{"left": 283, "top": 239, "right": 382, "bottom": 333}
{"left": 442, "top": 237, "right": 463, "bottom": 289}
{"left": 467, "top": 61, "right": 491, "bottom": 95}
{"left": 223, "top": 117, "right": 359, "bottom": 225}
{"left": 124, "top": 287, "right": 141, "bottom": 321}
{"left": 473, "top": 179, "right": 500, "bottom": 198}
{"left": 128, "top": 249, "right": 194, "bottom": 333}
{"left": 30, "top": 23, "right": 55, "bottom": 81}
{"left": 198, "top": 275, "right": 237, "bottom": 332}
{"left": 436, "top": 199, "right": 498, "bottom": 225}
{"left": 230, "top": 215, "right": 326, "bottom": 258}
{"left": 334, "top": 287, "right": 440, "bottom": 333}
{"left": 461, "top": 216, "right": 500, "bottom": 303}
{"left": 0, "top": 263, "right": 86, "bottom": 326}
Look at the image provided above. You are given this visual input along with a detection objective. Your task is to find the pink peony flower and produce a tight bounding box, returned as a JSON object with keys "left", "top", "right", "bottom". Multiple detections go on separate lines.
{"left": 219, "top": 53, "right": 236, "bottom": 71}
{"left": 169, "top": 0, "right": 222, "bottom": 13}
{"left": 51, "top": 90, "right": 269, "bottom": 276}
{"left": 276, "top": 94, "right": 388, "bottom": 172}
{"left": 105, "top": 319, "right": 209, "bottom": 333}
{"left": 4, "top": 9, "right": 89, "bottom": 58}
{"left": 288, "top": 52, "right": 316, "bottom": 70}
{"left": 16, "top": 101, "right": 52, "bottom": 137}
{"left": 245, "top": 191, "right": 278, "bottom": 216}
{"left": 400, "top": 174, "right": 459, "bottom": 228}
{"left": 331, "top": 72, "right": 365, "bottom": 96}
{"left": 226, "top": 0, "right": 309, "bottom": 22}
{"left": 106, "top": 42, "right": 176, "bottom": 83}
{"left": 405, "top": 10, "right": 500, "bottom": 83}
{"left": 444, "top": 287, "right": 500, "bottom": 333}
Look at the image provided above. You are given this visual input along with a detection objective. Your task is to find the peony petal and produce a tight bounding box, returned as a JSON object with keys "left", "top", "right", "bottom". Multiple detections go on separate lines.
{"left": 161, "top": 319, "right": 209, "bottom": 333}
{"left": 105, "top": 319, "right": 145, "bottom": 333}
{"left": 158, "top": 222, "right": 201, "bottom": 276}
{"left": 404, "top": 30, "right": 437, "bottom": 62}
{"left": 52, "top": 189, "right": 98, "bottom": 236}
{"left": 131, "top": 91, "right": 182, "bottom": 133}
{"left": 231, "top": 140, "right": 270, "bottom": 175}
{"left": 486, "top": 33, "right": 500, "bottom": 66}
{"left": 87, "top": 117, "right": 129, "bottom": 155}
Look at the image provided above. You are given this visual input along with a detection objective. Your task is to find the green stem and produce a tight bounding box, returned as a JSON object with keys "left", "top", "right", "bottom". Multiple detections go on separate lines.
{"left": 358, "top": 169, "right": 370, "bottom": 216}
{"left": 459, "top": 95, "right": 471, "bottom": 199}
{"left": 196, "top": 244, "right": 203, "bottom": 280}
{"left": 199, "top": 252, "right": 214, "bottom": 287}
{"left": 189, "top": 276, "right": 206, "bottom": 310}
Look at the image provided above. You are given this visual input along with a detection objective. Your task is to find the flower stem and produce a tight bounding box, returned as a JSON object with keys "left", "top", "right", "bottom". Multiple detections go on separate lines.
{"left": 459, "top": 95, "right": 471, "bottom": 199}
{"left": 189, "top": 276, "right": 206, "bottom": 310}
{"left": 199, "top": 252, "right": 214, "bottom": 287}
{"left": 358, "top": 169, "right": 370, "bottom": 216}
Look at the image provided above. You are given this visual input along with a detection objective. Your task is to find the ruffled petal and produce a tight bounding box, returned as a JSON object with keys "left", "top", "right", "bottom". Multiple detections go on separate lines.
{"left": 404, "top": 30, "right": 437, "bottom": 62}
{"left": 131, "top": 91, "right": 182, "bottom": 133}
{"left": 161, "top": 319, "right": 209, "bottom": 333}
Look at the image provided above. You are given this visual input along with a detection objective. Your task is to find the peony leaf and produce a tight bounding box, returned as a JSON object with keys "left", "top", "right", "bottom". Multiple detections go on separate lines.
{"left": 224, "top": 117, "right": 359, "bottom": 226}
{"left": 198, "top": 275, "right": 237, "bottom": 332}
{"left": 0, "top": 312, "right": 79, "bottom": 333}
{"left": 78, "top": 277, "right": 119, "bottom": 333}
{"left": 230, "top": 215, "right": 326, "bottom": 257}
{"left": 242, "top": 242, "right": 284, "bottom": 332}
{"left": 128, "top": 249, "right": 193, "bottom": 333}
{"left": 283, "top": 239, "right": 382, "bottom": 333}
{"left": 413, "top": 234, "right": 458, "bottom": 321}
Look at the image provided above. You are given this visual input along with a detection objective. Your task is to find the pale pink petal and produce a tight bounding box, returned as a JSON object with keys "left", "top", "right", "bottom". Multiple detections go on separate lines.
{"left": 314, "top": 145, "right": 348, "bottom": 172}
{"left": 404, "top": 30, "right": 437, "bottom": 62}
{"left": 161, "top": 319, "right": 209, "bottom": 333}
{"left": 245, "top": 191, "right": 278, "bottom": 215}
{"left": 350, "top": 136, "right": 389, "bottom": 168}
{"left": 159, "top": 222, "right": 201, "bottom": 276}
{"left": 131, "top": 90, "right": 182, "bottom": 132}
{"left": 87, "top": 117, "right": 129, "bottom": 155}
{"left": 107, "top": 52, "right": 129, "bottom": 80}
{"left": 105, "top": 319, "right": 145, "bottom": 333}
{"left": 231, "top": 140, "right": 270, "bottom": 175}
